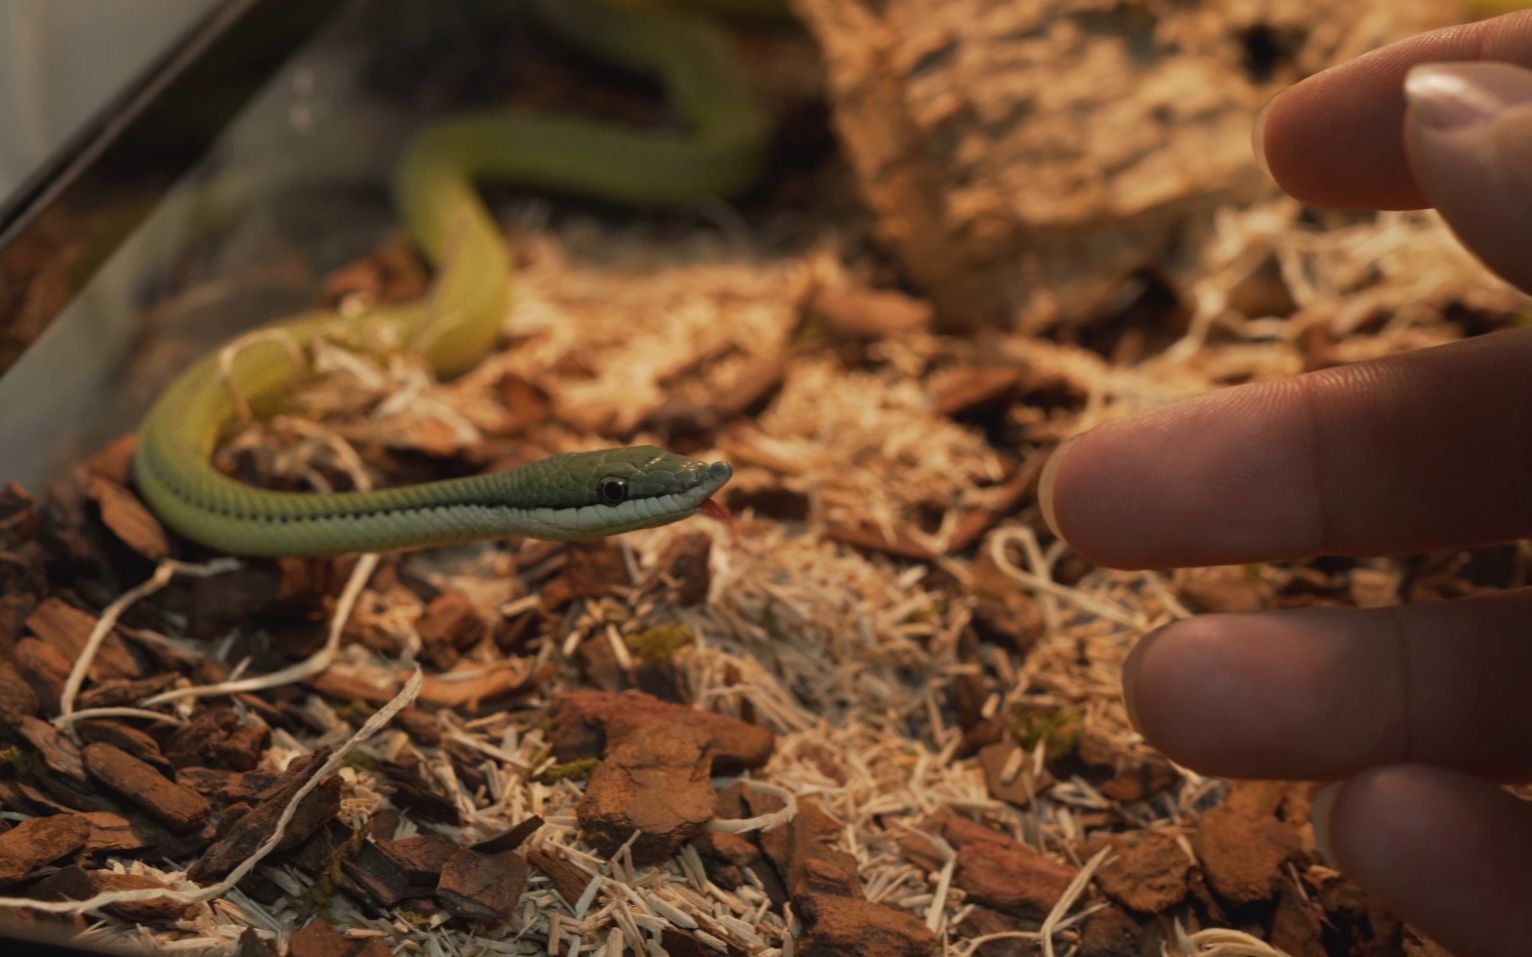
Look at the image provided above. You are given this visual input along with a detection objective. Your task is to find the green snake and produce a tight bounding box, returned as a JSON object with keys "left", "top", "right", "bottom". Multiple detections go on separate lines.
{"left": 133, "top": 0, "right": 770, "bottom": 557}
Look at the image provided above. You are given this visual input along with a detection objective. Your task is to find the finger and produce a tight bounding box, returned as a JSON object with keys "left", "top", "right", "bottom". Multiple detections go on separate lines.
{"left": 1315, "top": 765, "right": 1532, "bottom": 957}
{"left": 1039, "top": 328, "right": 1532, "bottom": 570}
{"left": 1405, "top": 61, "right": 1532, "bottom": 292}
{"left": 1123, "top": 591, "right": 1532, "bottom": 781}
{"left": 1257, "top": 9, "right": 1532, "bottom": 209}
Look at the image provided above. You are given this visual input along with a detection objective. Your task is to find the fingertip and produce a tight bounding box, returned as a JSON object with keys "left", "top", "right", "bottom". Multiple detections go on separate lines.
{"left": 1038, "top": 434, "right": 1079, "bottom": 540}
{"left": 1119, "top": 624, "right": 1166, "bottom": 736}
{"left": 1309, "top": 780, "right": 1342, "bottom": 868}
{"left": 1404, "top": 61, "right": 1532, "bottom": 293}
{"left": 1326, "top": 765, "right": 1532, "bottom": 957}
{"left": 1251, "top": 91, "right": 1281, "bottom": 180}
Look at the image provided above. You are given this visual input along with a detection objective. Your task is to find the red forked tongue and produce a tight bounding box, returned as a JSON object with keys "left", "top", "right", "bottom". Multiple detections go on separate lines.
{"left": 699, "top": 497, "right": 736, "bottom": 533}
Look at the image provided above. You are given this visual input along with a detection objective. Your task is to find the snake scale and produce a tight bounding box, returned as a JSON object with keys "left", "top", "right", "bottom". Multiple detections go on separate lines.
{"left": 133, "top": 0, "right": 771, "bottom": 557}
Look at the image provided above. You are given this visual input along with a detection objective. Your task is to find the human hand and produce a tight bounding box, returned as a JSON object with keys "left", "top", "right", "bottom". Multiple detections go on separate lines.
{"left": 1038, "top": 12, "right": 1532, "bottom": 956}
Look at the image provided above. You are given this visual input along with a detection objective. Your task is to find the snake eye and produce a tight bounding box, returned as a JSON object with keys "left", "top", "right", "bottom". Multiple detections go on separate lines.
{"left": 597, "top": 476, "right": 628, "bottom": 507}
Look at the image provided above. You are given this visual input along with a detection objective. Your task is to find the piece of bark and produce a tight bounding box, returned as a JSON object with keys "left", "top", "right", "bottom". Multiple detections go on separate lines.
{"left": 342, "top": 833, "right": 461, "bottom": 906}
{"left": 747, "top": 792, "right": 860, "bottom": 901}
{"left": 165, "top": 708, "right": 270, "bottom": 772}
{"left": 1077, "top": 906, "right": 1145, "bottom": 957}
{"left": 646, "top": 358, "right": 786, "bottom": 444}
{"left": 795, "top": 892, "right": 938, "bottom": 957}
{"left": 943, "top": 465, "right": 1037, "bottom": 555}
{"left": 723, "top": 482, "right": 811, "bottom": 523}
{"left": 80, "top": 811, "right": 157, "bottom": 855}
{"left": 76, "top": 720, "right": 171, "bottom": 773}
{"left": 175, "top": 768, "right": 281, "bottom": 803}
{"left": 188, "top": 749, "right": 339, "bottom": 882}
{"left": 394, "top": 708, "right": 444, "bottom": 747}
{"left": 0, "top": 657, "right": 38, "bottom": 723}
{"left": 85, "top": 474, "right": 170, "bottom": 561}
{"left": 288, "top": 920, "right": 392, "bottom": 957}
{"left": 0, "top": 483, "right": 40, "bottom": 548}
{"left": 549, "top": 689, "right": 774, "bottom": 773}
{"left": 811, "top": 285, "right": 934, "bottom": 341}
{"left": 942, "top": 815, "right": 1074, "bottom": 919}
{"left": 0, "top": 814, "right": 90, "bottom": 886}
{"left": 527, "top": 847, "right": 592, "bottom": 906}
{"left": 658, "top": 533, "right": 712, "bottom": 607}
{"left": 75, "top": 673, "right": 180, "bottom": 711}
{"left": 1098, "top": 753, "right": 1180, "bottom": 804}
{"left": 967, "top": 549, "right": 1043, "bottom": 654}
{"left": 14, "top": 637, "right": 73, "bottom": 714}
{"left": 1270, "top": 879, "right": 1327, "bottom": 957}
{"left": 378, "top": 759, "right": 460, "bottom": 825}
{"left": 341, "top": 841, "right": 412, "bottom": 907}
{"left": 13, "top": 714, "right": 87, "bottom": 786}
{"left": 657, "top": 928, "right": 715, "bottom": 957}
{"left": 576, "top": 722, "right": 715, "bottom": 865}
{"left": 83, "top": 742, "right": 210, "bottom": 834}
{"left": 24, "top": 598, "right": 141, "bottom": 680}
{"left": 417, "top": 661, "right": 534, "bottom": 711}
{"left": 1094, "top": 831, "right": 1190, "bottom": 915}
{"left": 472, "top": 815, "right": 544, "bottom": 854}
{"left": 305, "top": 670, "right": 395, "bottom": 706}
{"left": 436, "top": 848, "right": 529, "bottom": 923}
{"left": 539, "top": 542, "right": 629, "bottom": 611}
{"left": 793, "top": 0, "right": 1458, "bottom": 333}
{"left": 957, "top": 906, "right": 1035, "bottom": 957}
{"left": 415, "top": 591, "right": 484, "bottom": 670}
{"left": 929, "top": 364, "right": 1023, "bottom": 419}
{"left": 976, "top": 741, "right": 1050, "bottom": 807}
{"left": 33, "top": 865, "right": 193, "bottom": 923}
{"left": 1194, "top": 805, "right": 1302, "bottom": 905}
{"left": 493, "top": 373, "right": 553, "bottom": 436}
{"left": 825, "top": 521, "right": 937, "bottom": 561}
{"left": 233, "top": 929, "right": 280, "bottom": 957}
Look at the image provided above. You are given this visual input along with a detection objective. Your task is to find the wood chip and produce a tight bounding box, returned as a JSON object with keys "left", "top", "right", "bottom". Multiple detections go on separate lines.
{"left": 795, "top": 892, "right": 938, "bottom": 957}
{"left": 79, "top": 811, "right": 157, "bottom": 855}
{"left": 289, "top": 920, "right": 392, "bottom": 957}
{"left": 33, "top": 866, "right": 193, "bottom": 923}
{"left": 810, "top": 286, "right": 933, "bottom": 341}
{"left": 1094, "top": 831, "right": 1190, "bottom": 914}
{"left": 188, "top": 749, "right": 339, "bottom": 882}
{"left": 85, "top": 474, "right": 170, "bottom": 561}
{"left": 1077, "top": 906, "right": 1146, "bottom": 957}
{"left": 527, "top": 847, "right": 593, "bottom": 907}
{"left": 549, "top": 689, "right": 774, "bottom": 773}
{"left": 83, "top": 742, "right": 210, "bottom": 834}
{"left": 165, "top": 708, "right": 270, "bottom": 771}
{"left": 471, "top": 815, "right": 543, "bottom": 854}
{"left": 1194, "top": 805, "right": 1302, "bottom": 905}
{"left": 0, "top": 814, "right": 90, "bottom": 887}
{"left": 415, "top": 591, "right": 484, "bottom": 670}
{"left": 12, "top": 714, "right": 87, "bottom": 785}
{"left": 576, "top": 721, "right": 715, "bottom": 865}
{"left": 436, "top": 848, "right": 529, "bottom": 924}
{"left": 942, "top": 815, "right": 1075, "bottom": 919}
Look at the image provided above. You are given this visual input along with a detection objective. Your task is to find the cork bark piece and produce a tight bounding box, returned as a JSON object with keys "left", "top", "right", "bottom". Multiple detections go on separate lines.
{"left": 791, "top": 0, "right": 1461, "bottom": 332}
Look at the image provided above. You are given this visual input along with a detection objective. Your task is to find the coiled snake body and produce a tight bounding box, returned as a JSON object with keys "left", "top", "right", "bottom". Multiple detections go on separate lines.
{"left": 133, "top": 0, "right": 765, "bottom": 557}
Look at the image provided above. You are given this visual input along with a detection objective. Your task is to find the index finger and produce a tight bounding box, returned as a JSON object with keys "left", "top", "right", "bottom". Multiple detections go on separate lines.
{"left": 1262, "top": 9, "right": 1532, "bottom": 209}
{"left": 1040, "top": 329, "right": 1532, "bottom": 569}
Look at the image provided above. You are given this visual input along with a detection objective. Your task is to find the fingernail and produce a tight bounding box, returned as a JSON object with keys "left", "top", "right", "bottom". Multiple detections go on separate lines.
{"left": 1310, "top": 780, "right": 1343, "bottom": 867}
{"left": 1251, "top": 93, "right": 1281, "bottom": 178}
{"left": 1120, "top": 625, "right": 1166, "bottom": 735}
{"left": 1038, "top": 435, "right": 1080, "bottom": 539}
{"left": 1406, "top": 62, "right": 1532, "bottom": 132}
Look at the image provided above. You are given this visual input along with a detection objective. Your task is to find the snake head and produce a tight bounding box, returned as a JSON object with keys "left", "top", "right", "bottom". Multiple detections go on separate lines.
{"left": 502, "top": 445, "right": 733, "bottom": 539}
